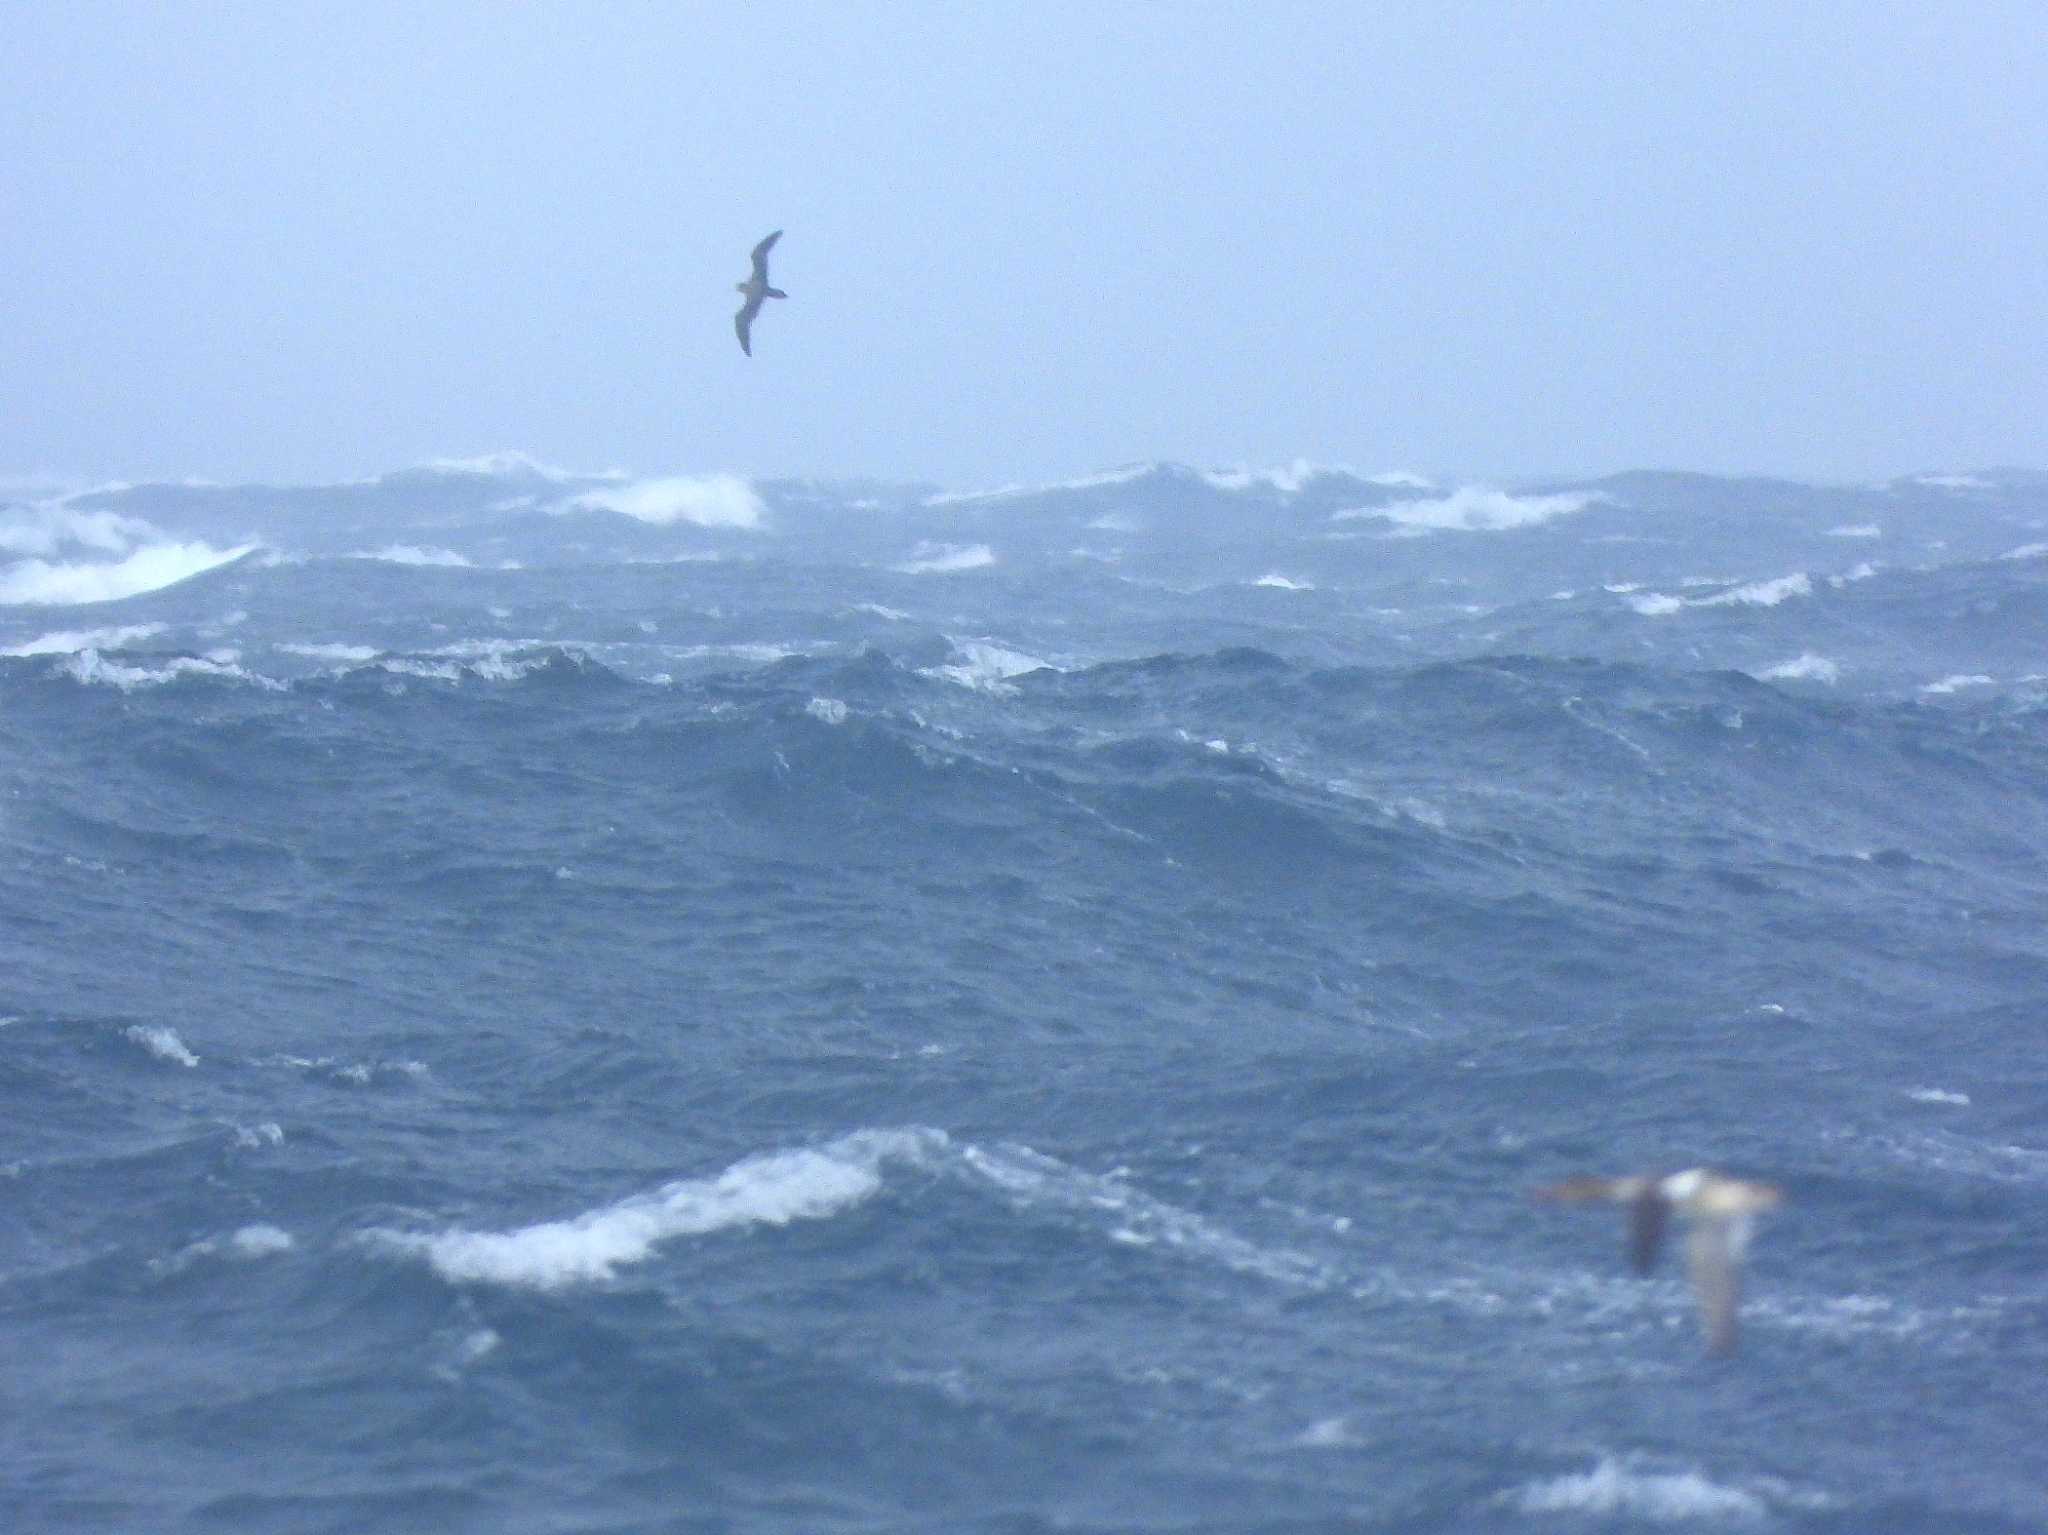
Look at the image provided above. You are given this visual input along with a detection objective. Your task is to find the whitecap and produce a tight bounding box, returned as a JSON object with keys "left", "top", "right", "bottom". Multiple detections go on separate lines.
{"left": 1907, "top": 1087, "right": 1970, "bottom": 1106}
{"left": 1697, "top": 572, "right": 1811, "bottom": 608}
{"left": 925, "top": 463, "right": 1155, "bottom": 505}
{"left": 1999, "top": 542, "right": 2048, "bottom": 562}
{"left": 1826, "top": 524, "right": 1882, "bottom": 538}
{"left": 4, "top": 622, "right": 166, "bottom": 656}
{"left": 346, "top": 545, "right": 473, "bottom": 567}
{"left": 1625, "top": 591, "right": 1687, "bottom": 617}
{"left": 125, "top": 1025, "right": 198, "bottom": 1067}
{"left": 152, "top": 1223, "right": 294, "bottom": 1276}
{"left": 1202, "top": 458, "right": 1340, "bottom": 495}
{"left": 565, "top": 474, "right": 766, "bottom": 529}
{"left": 1754, "top": 653, "right": 1840, "bottom": 684}
{"left": 61, "top": 649, "right": 284, "bottom": 692}
{"left": 1920, "top": 674, "right": 1995, "bottom": 695}
{"left": 1334, "top": 486, "right": 1601, "bottom": 533}
{"left": 278, "top": 642, "right": 381, "bottom": 663}
{"left": 0, "top": 501, "right": 157, "bottom": 559}
{"left": 956, "top": 1141, "right": 1328, "bottom": 1288}
{"left": 1253, "top": 572, "right": 1313, "bottom": 590}
{"left": 924, "top": 640, "right": 1054, "bottom": 691}
{"left": 806, "top": 696, "right": 849, "bottom": 725}
{"left": 1508, "top": 1458, "right": 1768, "bottom": 1522}
{"left": 367, "top": 1128, "right": 940, "bottom": 1290}
{"left": 1, "top": 541, "right": 258, "bottom": 605}
{"left": 416, "top": 450, "right": 591, "bottom": 481}
{"left": 229, "top": 1224, "right": 294, "bottom": 1258}
{"left": 894, "top": 541, "right": 996, "bottom": 574}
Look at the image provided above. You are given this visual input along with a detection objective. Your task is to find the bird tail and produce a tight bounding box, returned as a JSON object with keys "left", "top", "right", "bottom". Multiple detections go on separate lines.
{"left": 765, "top": 287, "right": 787, "bottom": 300}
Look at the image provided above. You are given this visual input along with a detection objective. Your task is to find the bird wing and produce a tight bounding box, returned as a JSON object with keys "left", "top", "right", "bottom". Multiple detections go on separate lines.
{"left": 750, "top": 229, "right": 783, "bottom": 280}
{"left": 734, "top": 304, "right": 754, "bottom": 356}
{"left": 1626, "top": 1188, "right": 1670, "bottom": 1275}
{"left": 1685, "top": 1217, "right": 1746, "bottom": 1356}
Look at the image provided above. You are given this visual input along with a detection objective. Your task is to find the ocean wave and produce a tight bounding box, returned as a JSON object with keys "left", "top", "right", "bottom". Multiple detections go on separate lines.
{"left": 124, "top": 1025, "right": 199, "bottom": 1067}
{"left": 1753, "top": 653, "right": 1840, "bottom": 684}
{"left": 0, "top": 500, "right": 158, "bottom": 558}
{"left": 566, "top": 474, "right": 766, "bottom": 529}
{"left": 59, "top": 648, "right": 286, "bottom": 692}
{"left": 4, "top": 622, "right": 167, "bottom": 656}
{"left": 1504, "top": 1458, "right": 1776, "bottom": 1522}
{"left": 894, "top": 541, "right": 996, "bottom": 574}
{"left": 1335, "top": 486, "right": 1603, "bottom": 533}
{"left": 150, "top": 1224, "right": 295, "bottom": 1277}
{"left": 366, "top": 1128, "right": 944, "bottom": 1289}
{"left": 922, "top": 638, "right": 1056, "bottom": 691}
{"left": 955, "top": 1140, "right": 1331, "bottom": 1288}
{"left": 0, "top": 540, "right": 258, "bottom": 605}
{"left": 344, "top": 545, "right": 474, "bottom": 567}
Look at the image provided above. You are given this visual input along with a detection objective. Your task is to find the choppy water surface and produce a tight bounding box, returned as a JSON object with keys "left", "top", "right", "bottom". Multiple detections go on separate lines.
{"left": 4, "top": 460, "right": 2046, "bottom": 1531}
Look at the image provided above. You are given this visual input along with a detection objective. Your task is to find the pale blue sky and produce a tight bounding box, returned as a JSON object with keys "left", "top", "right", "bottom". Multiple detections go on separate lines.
{"left": 4, "top": 2, "right": 2043, "bottom": 487}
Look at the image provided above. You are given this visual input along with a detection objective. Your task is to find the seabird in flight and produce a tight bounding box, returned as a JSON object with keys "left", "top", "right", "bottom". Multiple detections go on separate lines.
{"left": 734, "top": 229, "right": 786, "bottom": 356}
{"left": 1535, "top": 1169, "right": 1784, "bottom": 1356}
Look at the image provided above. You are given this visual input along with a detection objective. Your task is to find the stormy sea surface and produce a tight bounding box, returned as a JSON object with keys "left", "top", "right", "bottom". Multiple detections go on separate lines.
{"left": 4, "top": 456, "right": 2047, "bottom": 1533}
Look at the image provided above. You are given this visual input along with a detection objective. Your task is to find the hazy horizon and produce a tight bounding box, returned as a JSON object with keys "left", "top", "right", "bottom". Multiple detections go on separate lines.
{"left": 6, "top": 3, "right": 2043, "bottom": 489}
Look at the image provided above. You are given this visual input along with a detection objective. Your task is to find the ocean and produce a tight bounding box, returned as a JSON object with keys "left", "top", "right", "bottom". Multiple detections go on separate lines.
{"left": 3, "top": 456, "right": 2045, "bottom": 1532}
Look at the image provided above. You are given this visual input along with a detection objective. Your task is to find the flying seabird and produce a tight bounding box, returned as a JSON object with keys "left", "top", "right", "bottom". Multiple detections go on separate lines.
{"left": 1535, "top": 1169, "right": 1784, "bottom": 1356}
{"left": 734, "top": 229, "right": 786, "bottom": 356}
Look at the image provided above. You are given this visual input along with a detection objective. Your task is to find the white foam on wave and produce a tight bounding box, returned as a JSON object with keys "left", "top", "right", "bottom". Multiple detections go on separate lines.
{"left": 924, "top": 639, "right": 1055, "bottom": 691}
{"left": 1086, "top": 512, "right": 1144, "bottom": 534}
{"left": 1827, "top": 524, "right": 1882, "bottom": 538}
{"left": 1253, "top": 572, "right": 1313, "bottom": 591}
{"left": 957, "top": 1141, "right": 1329, "bottom": 1288}
{"left": 1, "top": 541, "right": 258, "bottom": 606}
{"left": 1999, "top": 542, "right": 2048, "bottom": 561}
{"left": 368, "top": 1128, "right": 941, "bottom": 1290}
{"left": 1507, "top": 1458, "right": 1769, "bottom": 1522}
{"left": 1627, "top": 572, "right": 1811, "bottom": 617}
{"left": 416, "top": 450, "right": 604, "bottom": 481}
{"left": 230, "top": 1224, "right": 294, "bottom": 1257}
{"left": 279, "top": 642, "right": 381, "bottom": 664}
{"left": 806, "top": 696, "right": 849, "bottom": 725}
{"left": 1334, "top": 486, "right": 1601, "bottom": 533}
{"left": 0, "top": 501, "right": 158, "bottom": 558}
{"left": 151, "top": 1223, "right": 295, "bottom": 1277}
{"left": 1699, "top": 572, "right": 1811, "bottom": 607}
{"left": 566, "top": 474, "right": 766, "bottom": 529}
{"left": 1911, "top": 473, "right": 1991, "bottom": 491}
{"left": 1201, "top": 458, "right": 1341, "bottom": 495}
{"left": 1625, "top": 592, "right": 1686, "bottom": 616}
{"left": 1754, "top": 653, "right": 1840, "bottom": 684}
{"left": 4, "top": 622, "right": 165, "bottom": 656}
{"left": 347, "top": 545, "right": 473, "bottom": 567}
{"left": 125, "top": 1025, "right": 198, "bottom": 1067}
{"left": 1920, "top": 674, "right": 1995, "bottom": 694}
{"left": 1907, "top": 1087, "right": 1971, "bottom": 1106}
{"left": 925, "top": 464, "right": 1155, "bottom": 506}
{"left": 61, "top": 648, "right": 285, "bottom": 692}
{"left": 895, "top": 541, "right": 996, "bottom": 574}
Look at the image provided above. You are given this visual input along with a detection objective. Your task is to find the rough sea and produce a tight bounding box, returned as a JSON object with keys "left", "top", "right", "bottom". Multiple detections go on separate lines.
{"left": 4, "top": 456, "right": 2046, "bottom": 1533}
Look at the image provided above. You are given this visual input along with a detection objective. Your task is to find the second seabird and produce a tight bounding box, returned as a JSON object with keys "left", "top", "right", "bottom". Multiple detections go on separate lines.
{"left": 734, "top": 229, "right": 786, "bottom": 356}
{"left": 1536, "top": 1169, "right": 1784, "bottom": 1356}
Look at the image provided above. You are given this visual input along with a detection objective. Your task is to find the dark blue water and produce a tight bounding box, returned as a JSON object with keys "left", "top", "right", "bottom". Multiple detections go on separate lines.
{"left": 4, "top": 460, "right": 2046, "bottom": 1531}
